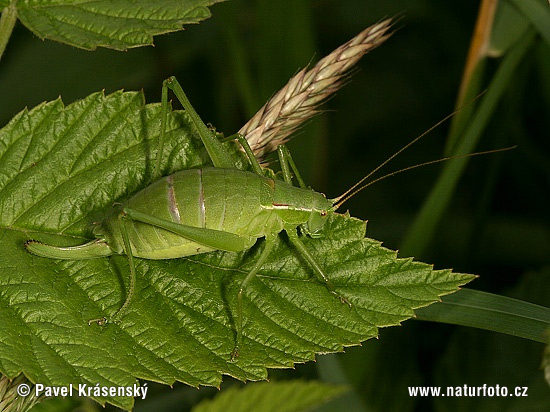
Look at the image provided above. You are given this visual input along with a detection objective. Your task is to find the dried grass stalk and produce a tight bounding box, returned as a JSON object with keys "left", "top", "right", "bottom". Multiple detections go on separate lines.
{"left": 0, "top": 374, "right": 42, "bottom": 412}
{"left": 239, "top": 18, "right": 395, "bottom": 158}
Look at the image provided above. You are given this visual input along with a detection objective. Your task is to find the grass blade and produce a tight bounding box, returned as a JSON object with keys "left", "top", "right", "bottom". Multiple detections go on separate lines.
{"left": 415, "top": 288, "right": 550, "bottom": 343}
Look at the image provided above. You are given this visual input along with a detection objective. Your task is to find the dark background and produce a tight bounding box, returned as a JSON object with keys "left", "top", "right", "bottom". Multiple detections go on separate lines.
{"left": 1, "top": 0, "right": 548, "bottom": 411}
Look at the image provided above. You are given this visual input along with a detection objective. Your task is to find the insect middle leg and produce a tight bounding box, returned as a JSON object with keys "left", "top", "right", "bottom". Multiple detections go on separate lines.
{"left": 277, "top": 145, "right": 307, "bottom": 189}
{"left": 122, "top": 207, "right": 279, "bottom": 359}
{"left": 232, "top": 232, "right": 278, "bottom": 359}
{"left": 116, "top": 208, "right": 283, "bottom": 356}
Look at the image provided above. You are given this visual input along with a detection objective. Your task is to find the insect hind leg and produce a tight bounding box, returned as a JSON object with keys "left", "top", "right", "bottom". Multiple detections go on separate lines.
{"left": 88, "top": 212, "right": 136, "bottom": 326}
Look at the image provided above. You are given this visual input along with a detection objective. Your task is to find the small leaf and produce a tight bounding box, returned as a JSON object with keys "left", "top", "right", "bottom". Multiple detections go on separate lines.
{"left": 0, "top": 91, "right": 474, "bottom": 409}
{"left": 12, "top": 0, "right": 224, "bottom": 50}
{"left": 191, "top": 380, "right": 349, "bottom": 412}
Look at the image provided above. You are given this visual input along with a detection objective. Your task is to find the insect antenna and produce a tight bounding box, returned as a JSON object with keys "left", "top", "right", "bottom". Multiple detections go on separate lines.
{"left": 333, "top": 108, "right": 463, "bottom": 208}
{"left": 332, "top": 146, "right": 516, "bottom": 210}
{"left": 333, "top": 92, "right": 491, "bottom": 210}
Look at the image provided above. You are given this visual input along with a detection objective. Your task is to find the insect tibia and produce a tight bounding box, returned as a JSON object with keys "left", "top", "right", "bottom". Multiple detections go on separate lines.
{"left": 25, "top": 239, "right": 113, "bottom": 259}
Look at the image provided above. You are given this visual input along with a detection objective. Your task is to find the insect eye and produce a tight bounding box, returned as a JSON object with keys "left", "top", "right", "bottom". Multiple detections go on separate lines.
{"left": 320, "top": 211, "right": 327, "bottom": 217}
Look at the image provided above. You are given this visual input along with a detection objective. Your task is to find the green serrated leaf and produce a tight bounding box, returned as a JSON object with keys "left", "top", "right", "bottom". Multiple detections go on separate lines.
{"left": 0, "top": 90, "right": 474, "bottom": 409}
{"left": 191, "top": 380, "right": 349, "bottom": 412}
{"left": 12, "top": 0, "right": 223, "bottom": 50}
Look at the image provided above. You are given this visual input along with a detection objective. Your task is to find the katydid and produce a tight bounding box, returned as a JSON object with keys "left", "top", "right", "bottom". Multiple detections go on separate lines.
{"left": 24, "top": 77, "right": 509, "bottom": 358}
{"left": 25, "top": 77, "right": 354, "bottom": 357}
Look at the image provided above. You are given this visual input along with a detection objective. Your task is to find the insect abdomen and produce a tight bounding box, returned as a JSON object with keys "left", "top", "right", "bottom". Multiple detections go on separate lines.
{"left": 98, "top": 168, "right": 283, "bottom": 259}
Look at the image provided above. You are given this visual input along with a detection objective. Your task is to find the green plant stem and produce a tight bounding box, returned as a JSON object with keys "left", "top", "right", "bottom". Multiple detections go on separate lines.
{"left": 0, "top": 2, "right": 17, "bottom": 63}
{"left": 509, "top": 0, "right": 550, "bottom": 47}
{"left": 415, "top": 288, "right": 550, "bottom": 343}
{"left": 400, "top": 29, "right": 536, "bottom": 258}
